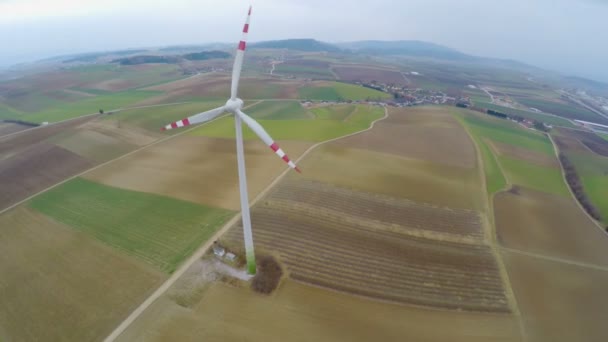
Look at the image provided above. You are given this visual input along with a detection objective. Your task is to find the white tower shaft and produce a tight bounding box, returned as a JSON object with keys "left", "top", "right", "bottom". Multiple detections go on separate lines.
{"left": 234, "top": 114, "right": 256, "bottom": 274}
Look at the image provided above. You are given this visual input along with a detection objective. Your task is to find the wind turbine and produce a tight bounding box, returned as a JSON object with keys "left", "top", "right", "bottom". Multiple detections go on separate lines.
{"left": 161, "top": 6, "right": 300, "bottom": 275}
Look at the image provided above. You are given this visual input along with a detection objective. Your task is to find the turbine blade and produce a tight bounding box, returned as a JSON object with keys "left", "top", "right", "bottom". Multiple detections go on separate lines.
{"left": 161, "top": 106, "right": 225, "bottom": 131}
{"left": 230, "top": 5, "right": 252, "bottom": 100}
{"left": 236, "top": 110, "right": 301, "bottom": 173}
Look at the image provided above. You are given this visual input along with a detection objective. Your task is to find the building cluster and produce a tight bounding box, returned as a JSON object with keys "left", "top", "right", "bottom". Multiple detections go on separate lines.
{"left": 355, "top": 82, "right": 455, "bottom": 107}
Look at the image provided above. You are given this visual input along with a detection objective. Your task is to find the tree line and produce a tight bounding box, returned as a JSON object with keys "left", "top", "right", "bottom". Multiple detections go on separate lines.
{"left": 558, "top": 152, "right": 602, "bottom": 221}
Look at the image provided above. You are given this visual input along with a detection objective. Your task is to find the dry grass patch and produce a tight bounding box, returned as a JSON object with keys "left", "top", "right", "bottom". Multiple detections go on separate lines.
{"left": 0, "top": 207, "right": 164, "bottom": 342}
{"left": 84, "top": 136, "right": 311, "bottom": 210}
{"left": 495, "top": 187, "right": 608, "bottom": 265}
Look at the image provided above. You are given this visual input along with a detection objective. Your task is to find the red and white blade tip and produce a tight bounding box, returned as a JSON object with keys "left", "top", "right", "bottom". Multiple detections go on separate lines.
{"left": 161, "top": 118, "right": 191, "bottom": 131}
{"left": 269, "top": 142, "right": 301, "bottom": 173}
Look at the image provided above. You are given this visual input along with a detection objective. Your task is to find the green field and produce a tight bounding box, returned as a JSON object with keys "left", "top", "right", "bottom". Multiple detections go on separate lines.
{"left": 29, "top": 178, "right": 234, "bottom": 273}
{"left": 275, "top": 65, "right": 334, "bottom": 78}
{"left": 498, "top": 156, "right": 569, "bottom": 196}
{"left": 190, "top": 105, "right": 384, "bottom": 142}
{"left": 462, "top": 115, "right": 554, "bottom": 156}
{"left": 298, "top": 82, "right": 390, "bottom": 101}
{"left": 0, "top": 102, "right": 23, "bottom": 120}
{"left": 566, "top": 153, "right": 608, "bottom": 224}
{"left": 109, "top": 100, "right": 225, "bottom": 132}
{"left": 311, "top": 104, "right": 357, "bottom": 120}
{"left": 246, "top": 101, "right": 310, "bottom": 120}
{"left": 454, "top": 109, "right": 568, "bottom": 196}
{"left": 599, "top": 133, "right": 608, "bottom": 142}
{"left": 473, "top": 101, "right": 576, "bottom": 128}
{"left": 21, "top": 90, "right": 160, "bottom": 123}
{"left": 453, "top": 113, "right": 507, "bottom": 195}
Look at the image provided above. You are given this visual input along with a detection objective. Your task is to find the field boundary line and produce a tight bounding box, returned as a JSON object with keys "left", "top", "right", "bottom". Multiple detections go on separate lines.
{"left": 453, "top": 109, "right": 527, "bottom": 342}
{"left": 103, "top": 105, "right": 389, "bottom": 342}
{"left": 0, "top": 101, "right": 263, "bottom": 216}
{"left": 502, "top": 247, "right": 608, "bottom": 272}
{"left": 548, "top": 134, "right": 607, "bottom": 236}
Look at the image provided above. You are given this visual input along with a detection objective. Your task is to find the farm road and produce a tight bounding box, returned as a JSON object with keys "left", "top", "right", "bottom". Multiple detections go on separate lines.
{"left": 103, "top": 106, "right": 389, "bottom": 342}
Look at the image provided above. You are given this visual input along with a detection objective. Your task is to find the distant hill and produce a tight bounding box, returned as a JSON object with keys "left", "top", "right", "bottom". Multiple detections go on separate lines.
{"left": 338, "top": 40, "right": 473, "bottom": 60}
{"left": 112, "top": 50, "right": 230, "bottom": 65}
{"left": 251, "top": 39, "right": 341, "bottom": 52}
{"left": 182, "top": 51, "right": 230, "bottom": 61}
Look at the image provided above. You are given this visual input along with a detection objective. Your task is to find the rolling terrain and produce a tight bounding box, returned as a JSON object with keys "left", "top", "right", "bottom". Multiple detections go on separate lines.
{"left": 1, "top": 43, "right": 607, "bottom": 342}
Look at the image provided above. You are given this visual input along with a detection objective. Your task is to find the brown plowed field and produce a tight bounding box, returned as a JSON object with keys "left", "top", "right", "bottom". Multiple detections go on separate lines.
{"left": 117, "top": 280, "right": 520, "bottom": 342}
{"left": 143, "top": 74, "right": 303, "bottom": 103}
{"left": 333, "top": 66, "right": 407, "bottom": 85}
{"left": 0, "top": 207, "right": 165, "bottom": 341}
{"left": 488, "top": 140, "right": 559, "bottom": 168}
{"left": 495, "top": 187, "right": 608, "bottom": 265}
{"left": 334, "top": 106, "right": 477, "bottom": 168}
{"left": 0, "top": 123, "right": 30, "bottom": 136}
{"left": 557, "top": 127, "right": 608, "bottom": 156}
{"left": 224, "top": 179, "right": 508, "bottom": 312}
{"left": 504, "top": 251, "right": 608, "bottom": 342}
{"left": 0, "top": 114, "right": 97, "bottom": 157}
{"left": 0, "top": 114, "right": 158, "bottom": 210}
{"left": 0, "top": 143, "right": 92, "bottom": 210}
{"left": 300, "top": 145, "right": 482, "bottom": 210}
{"left": 85, "top": 136, "right": 312, "bottom": 210}
{"left": 270, "top": 179, "right": 484, "bottom": 240}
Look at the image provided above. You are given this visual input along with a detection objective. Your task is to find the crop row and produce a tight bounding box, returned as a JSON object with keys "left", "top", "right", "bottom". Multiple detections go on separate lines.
{"left": 224, "top": 208, "right": 509, "bottom": 312}
{"left": 268, "top": 179, "right": 483, "bottom": 237}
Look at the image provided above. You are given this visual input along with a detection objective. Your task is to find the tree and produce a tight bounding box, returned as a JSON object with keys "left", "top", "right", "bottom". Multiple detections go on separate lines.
{"left": 99, "top": 109, "right": 104, "bottom": 114}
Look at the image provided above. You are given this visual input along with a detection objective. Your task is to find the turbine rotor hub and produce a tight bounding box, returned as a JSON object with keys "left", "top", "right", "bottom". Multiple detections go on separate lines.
{"left": 225, "top": 98, "right": 244, "bottom": 113}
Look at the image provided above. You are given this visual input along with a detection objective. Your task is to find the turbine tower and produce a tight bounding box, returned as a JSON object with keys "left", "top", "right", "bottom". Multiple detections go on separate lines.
{"left": 161, "top": 6, "right": 300, "bottom": 275}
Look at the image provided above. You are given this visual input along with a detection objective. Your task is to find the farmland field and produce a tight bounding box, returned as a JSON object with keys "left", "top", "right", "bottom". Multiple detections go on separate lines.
{"left": 514, "top": 96, "right": 608, "bottom": 124}
{"left": 334, "top": 106, "right": 477, "bottom": 168}
{"left": 103, "top": 100, "right": 225, "bottom": 133}
{"left": 454, "top": 109, "right": 565, "bottom": 196}
{"left": 495, "top": 187, "right": 608, "bottom": 264}
{"left": 246, "top": 100, "right": 310, "bottom": 120}
{"left": 0, "top": 122, "right": 31, "bottom": 136}
{"left": 84, "top": 136, "right": 312, "bottom": 210}
{"left": 497, "top": 156, "right": 569, "bottom": 196}
{"left": 0, "top": 207, "right": 165, "bottom": 342}
{"left": 117, "top": 280, "right": 520, "bottom": 342}
{"left": 553, "top": 127, "right": 608, "bottom": 224}
{"left": 223, "top": 178, "right": 507, "bottom": 312}
{"left": 472, "top": 101, "right": 576, "bottom": 128}
{"left": 504, "top": 251, "right": 608, "bottom": 342}
{"left": 298, "top": 81, "right": 390, "bottom": 101}
{"left": 29, "top": 177, "right": 234, "bottom": 273}
{"left": 333, "top": 65, "right": 408, "bottom": 85}
{"left": 189, "top": 105, "right": 385, "bottom": 142}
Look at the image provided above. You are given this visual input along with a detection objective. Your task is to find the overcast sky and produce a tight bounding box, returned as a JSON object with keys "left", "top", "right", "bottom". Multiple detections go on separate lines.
{"left": 1, "top": 0, "right": 607, "bottom": 81}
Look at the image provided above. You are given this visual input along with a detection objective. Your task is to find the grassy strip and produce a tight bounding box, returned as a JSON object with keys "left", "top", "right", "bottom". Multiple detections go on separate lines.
{"left": 298, "top": 82, "right": 390, "bottom": 101}
{"left": 29, "top": 178, "right": 234, "bottom": 273}
{"left": 453, "top": 113, "right": 506, "bottom": 195}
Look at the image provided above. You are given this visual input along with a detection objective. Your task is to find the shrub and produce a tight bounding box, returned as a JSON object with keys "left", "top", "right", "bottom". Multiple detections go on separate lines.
{"left": 251, "top": 256, "right": 283, "bottom": 294}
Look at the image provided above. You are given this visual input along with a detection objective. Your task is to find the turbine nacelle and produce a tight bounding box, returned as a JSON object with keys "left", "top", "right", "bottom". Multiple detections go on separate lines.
{"left": 225, "top": 98, "right": 244, "bottom": 113}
